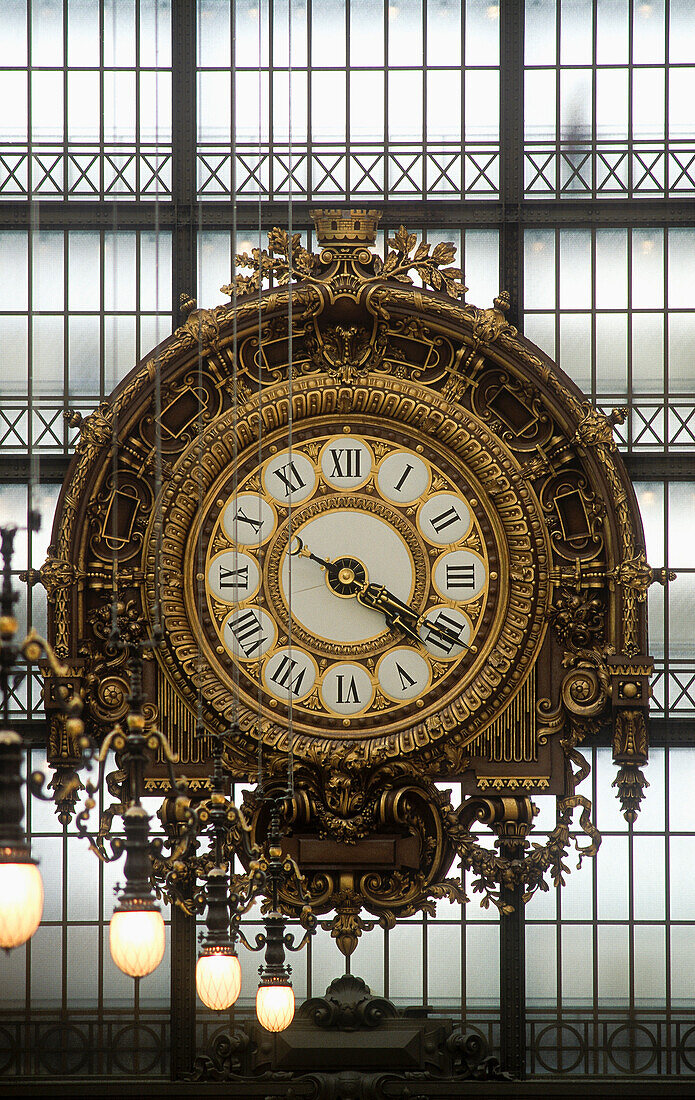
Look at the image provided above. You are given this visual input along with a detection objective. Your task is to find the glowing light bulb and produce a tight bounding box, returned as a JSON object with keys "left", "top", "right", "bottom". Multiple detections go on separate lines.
{"left": 0, "top": 861, "right": 44, "bottom": 950}
{"left": 109, "top": 908, "right": 165, "bottom": 978}
{"left": 256, "top": 982, "right": 295, "bottom": 1032}
{"left": 196, "top": 949, "right": 242, "bottom": 1011}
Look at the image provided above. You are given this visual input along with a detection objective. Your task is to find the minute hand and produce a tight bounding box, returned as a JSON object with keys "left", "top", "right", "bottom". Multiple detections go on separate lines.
{"left": 357, "top": 583, "right": 422, "bottom": 644}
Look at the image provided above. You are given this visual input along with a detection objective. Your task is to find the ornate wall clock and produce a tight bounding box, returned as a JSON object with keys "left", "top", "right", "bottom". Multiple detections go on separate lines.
{"left": 34, "top": 209, "right": 666, "bottom": 948}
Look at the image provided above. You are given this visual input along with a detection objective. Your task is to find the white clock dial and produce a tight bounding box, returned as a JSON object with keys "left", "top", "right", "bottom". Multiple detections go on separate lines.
{"left": 433, "top": 549, "right": 486, "bottom": 602}
{"left": 377, "top": 451, "right": 430, "bottom": 504}
{"left": 207, "top": 550, "right": 260, "bottom": 603}
{"left": 377, "top": 648, "right": 431, "bottom": 701}
{"left": 280, "top": 510, "right": 415, "bottom": 644}
{"left": 222, "top": 493, "right": 276, "bottom": 545}
{"left": 418, "top": 492, "right": 472, "bottom": 545}
{"left": 263, "top": 450, "right": 316, "bottom": 504}
{"left": 321, "top": 662, "right": 374, "bottom": 715}
{"left": 419, "top": 605, "right": 471, "bottom": 658}
{"left": 222, "top": 606, "right": 276, "bottom": 660}
{"left": 263, "top": 646, "right": 317, "bottom": 701}
{"left": 320, "top": 436, "right": 373, "bottom": 489}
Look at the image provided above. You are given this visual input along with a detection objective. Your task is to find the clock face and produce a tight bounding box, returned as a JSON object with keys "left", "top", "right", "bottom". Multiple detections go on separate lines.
{"left": 197, "top": 422, "right": 496, "bottom": 738}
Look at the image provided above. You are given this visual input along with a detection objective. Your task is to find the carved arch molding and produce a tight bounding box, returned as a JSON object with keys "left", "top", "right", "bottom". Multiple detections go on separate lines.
{"left": 34, "top": 209, "right": 661, "bottom": 947}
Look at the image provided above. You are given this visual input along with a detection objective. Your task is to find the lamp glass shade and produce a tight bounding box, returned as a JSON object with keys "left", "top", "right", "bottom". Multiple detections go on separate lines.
{"left": 109, "top": 908, "right": 165, "bottom": 977}
{"left": 0, "top": 861, "right": 44, "bottom": 949}
{"left": 196, "top": 950, "right": 242, "bottom": 1010}
{"left": 256, "top": 982, "right": 295, "bottom": 1032}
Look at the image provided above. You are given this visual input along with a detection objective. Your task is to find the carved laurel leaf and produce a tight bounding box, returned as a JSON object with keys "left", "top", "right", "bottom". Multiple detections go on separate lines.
{"left": 432, "top": 240, "right": 456, "bottom": 265}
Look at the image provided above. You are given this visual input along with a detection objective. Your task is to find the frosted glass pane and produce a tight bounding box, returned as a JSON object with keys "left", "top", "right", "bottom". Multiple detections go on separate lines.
{"left": 668, "top": 484, "right": 695, "bottom": 566}
{"left": 350, "top": 71, "right": 384, "bottom": 140}
{"left": 595, "top": 313, "right": 627, "bottom": 393}
{"left": 596, "top": 835, "right": 629, "bottom": 920}
{"left": 635, "top": 481, "right": 664, "bottom": 564}
{"left": 0, "top": 232, "right": 28, "bottom": 310}
{"left": 428, "top": 926, "right": 460, "bottom": 1005}
{"left": 596, "top": 747, "right": 630, "bottom": 832}
{"left": 6, "top": 0, "right": 27, "bottom": 67}
{"left": 32, "top": 0, "right": 63, "bottom": 66}
{"left": 465, "top": 0, "right": 500, "bottom": 66}
{"left": 632, "top": 314, "right": 664, "bottom": 392}
{"left": 560, "top": 231, "right": 591, "bottom": 309}
{"left": 633, "top": 836, "right": 665, "bottom": 920}
{"left": 669, "top": 0, "right": 695, "bottom": 64}
{"left": 559, "top": 313, "right": 591, "bottom": 391}
{"left": 389, "top": 0, "right": 422, "bottom": 65}
{"left": 69, "top": 316, "right": 100, "bottom": 397}
{"left": 67, "top": 926, "right": 99, "bottom": 1005}
{"left": 140, "top": 0, "right": 172, "bottom": 67}
{"left": 668, "top": 314, "right": 695, "bottom": 393}
{"left": 562, "top": 924, "right": 593, "bottom": 1003}
{"left": 139, "top": 233, "right": 172, "bottom": 311}
{"left": 389, "top": 70, "right": 422, "bottom": 142}
{"left": 466, "top": 70, "right": 499, "bottom": 141}
{"left": 68, "top": 71, "right": 101, "bottom": 142}
{"left": 349, "top": 926, "right": 384, "bottom": 994}
{"left": 140, "top": 314, "right": 168, "bottom": 358}
{"left": 68, "top": 233, "right": 101, "bottom": 312}
{"left": 31, "top": 72, "right": 64, "bottom": 142}
{"left": 596, "top": 230, "right": 627, "bottom": 308}
{"left": 427, "top": 0, "right": 460, "bottom": 66}
{"left": 388, "top": 924, "right": 423, "bottom": 1001}
{"left": 199, "top": 70, "right": 231, "bottom": 140}
{"left": 633, "top": 925, "right": 665, "bottom": 1004}
{"left": 669, "top": 574, "right": 695, "bottom": 659}
{"left": 525, "top": 0, "right": 555, "bottom": 65}
{"left": 198, "top": 231, "right": 231, "bottom": 308}
{"left": 31, "top": 836, "right": 63, "bottom": 921}
{"left": 312, "top": 0, "right": 345, "bottom": 66}
{"left": 198, "top": 0, "right": 230, "bottom": 66}
{"left": 560, "top": 0, "right": 593, "bottom": 65}
{"left": 525, "top": 69, "right": 555, "bottom": 140}
{"left": 560, "top": 69, "right": 592, "bottom": 141}
{"left": 140, "top": 71, "right": 172, "bottom": 142}
{"left": 30, "top": 925, "right": 63, "bottom": 1007}
{"left": 104, "top": 234, "right": 137, "bottom": 311}
{"left": 669, "top": 748, "right": 695, "bottom": 833}
{"left": 272, "top": 0, "right": 309, "bottom": 65}
{"left": 465, "top": 924, "right": 499, "bottom": 1004}
{"left": 306, "top": 926, "right": 345, "bottom": 997}
{"left": 524, "top": 232, "right": 555, "bottom": 309}
{"left": 647, "top": 581, "right": 664, "bottom": 660}
{"left": 667, "top": 229, "right": 695, "bottom": 309}
{"left": 632, "top": 230, "right": 664, "bottom": 310}
{"left": 671, "top": 926, "right": 695, "bottom": 1001}
{"left": 234, "top": 71, "right": 268, "bottom": 142}
{"left": 104, "top": 316, "right": 136, "bottom": 390}
{"left": 313, "top": 72, "right": 346, "bottom": 142}
{"left": 32, "top": 232, "right": 65, "bottom": 312}
{"left": 633, "top": 68, "right": 665, "bottom": 140}
{"left": 350, "top": 0, "right": 384, "bottom": 66}
{"left": 104, "top": 71, "right": 137, "bottom": 142}
{"left": 0, "top": 72, "right": 28, "bottom": 140}
{"left": 103, "top": 0, "right": 136, "bottom": 68}
{"left": 558, "top": 851, "right": 593, "bottom": 920}
{"left": 671, "top": 836, "right": 695, "bottom": 920}
{"left": 68, "top": 0, "right": 100, "bottom": 65}
{"left": 526, "top": 924, "right": 556, "bottom": 1002}
{"left": 596, "top": 68, "right": 628, "bottom": 140}
{"left": 596, "top": 0, "right": 628, "bottom": 63}
{"left": 31, "top": 485, "right": 60, "bottom": 566}
{"left": 633, "top": 0, "right": 664, "bottom": 64}
{"left": 2, "top": 935, "right": 26, "bottom": 1010}
{"left": 1, "top": 315, "right": 28, "bottom": 394}
{"left": 669, "top": 69, "right": 695, "bottom": 141}
{"left": 138, "top": 935, "right": 171, "bottom": 1008}
{"left": 272, "top": 70, "right": 308, "bottom": 142}
{"left": 32, "top": 316, "right": 65, "bottom": 396}
{"left": 598, "top": 925, "right": 629, "bottom": 1004}
{"left": 427, "top": 70, "right": 461, "bottom": 142}
{"left": 464, "top": 230, "right": 499, "bottom": 310}
{"left": 235, "top": 0, "right": 269, "bottom": 68}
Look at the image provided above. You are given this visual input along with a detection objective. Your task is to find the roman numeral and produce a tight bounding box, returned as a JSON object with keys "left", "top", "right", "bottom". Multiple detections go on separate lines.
{"left": 422, "top": 611, "right": 465, "bottom": 654}
{"left": 269, "top": 655, "right": 307, "bottom": 696}
{"left": 329, "top": 448, "right": 362, "bottom": 478}
{"left": 446, "top": 564, "right": 475, "bottom": 589}
{"left": 336, "top": 674, "right": 360, "bottom": 704}
{"left": 228, "top": 610, "right": 266, "bottom": 657}
{"left": 234, "top": 507, "right": 263, "bottom": 533}
{"left": 273, "top": 460, "right": 306, "bottom": 496}
{"left": 429, "top": 506, "right": 461, "bottom": 534}
{"left": 394, "top": 463, "right": 414, "bottom": 492}
{"left": 218, "top": 565, "right": 249, "bottom": 590}
{"left": 395, "top": 662, "right": 417, "bottom": 691}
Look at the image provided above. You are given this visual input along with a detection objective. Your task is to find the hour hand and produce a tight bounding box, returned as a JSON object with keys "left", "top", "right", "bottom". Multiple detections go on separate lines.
{"left": 357, "top": 583, "right": 422, "bottom": 643}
